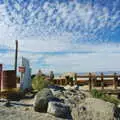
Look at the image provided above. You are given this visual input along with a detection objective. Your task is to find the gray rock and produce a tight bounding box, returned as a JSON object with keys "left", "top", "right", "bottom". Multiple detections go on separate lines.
{"left": 33, "top": 88, "right": 54, "bottom": 112}
{"left": 71, "top": 98, "right": 115, "bottom": 120}
{"left": 50, "top": 89, "right": 63, "bottom": 97}
{"left": 64, "top": 98, "right": 76, "bottom": 110}
{"left": 47, "top": 101, "right": 71, "bottom": 119}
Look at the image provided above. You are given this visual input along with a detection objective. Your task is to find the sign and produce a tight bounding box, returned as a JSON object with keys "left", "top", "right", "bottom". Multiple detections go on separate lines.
{"left": 20, "top": 57, "right": 31, "bottom": 91}
{"left": 0, "top": 64, "right": 2, "bottom": 72}
{"left": 19, "top": 66, "right": 25, "bottom": 73}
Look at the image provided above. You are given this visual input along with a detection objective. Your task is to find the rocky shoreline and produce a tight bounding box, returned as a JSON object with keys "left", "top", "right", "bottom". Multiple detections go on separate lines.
{"left": 0, "top": 85, "right": 120, "bottom": 120}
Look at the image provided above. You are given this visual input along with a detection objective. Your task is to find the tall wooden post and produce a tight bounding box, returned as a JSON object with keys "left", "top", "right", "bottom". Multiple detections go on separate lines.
{"left": 14, "top": 40, "right": 18, "bottom": 77}
{"left": 114, "top": 73, "right": 118, "bottom": 90}
{"left": 89, "top": 73, "right": 92, "bottom": 91}
{"left": 101, "top": 73, "right": 104, "bottom": 90}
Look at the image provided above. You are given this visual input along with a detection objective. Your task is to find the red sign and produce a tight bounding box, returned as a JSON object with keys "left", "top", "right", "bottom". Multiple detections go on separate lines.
{"left": 19, "top": 66, "right": 25, "bottom": 73}
{"left": 0, "top": 64, "right": 2, "bottom": 72}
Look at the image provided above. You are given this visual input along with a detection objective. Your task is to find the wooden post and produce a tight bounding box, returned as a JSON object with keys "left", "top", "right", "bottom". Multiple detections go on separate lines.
{"left": 14, "top": 40, "right": 18, "bottom": 77}
{"left": 65, "top": 78, "right": 67, "bottom": 85}
{"left": 114, "top": 73, "right": 118, "bottom": 90}
{"left": 74, "top": 73, "right": 77, "bottom": 85}
{"left": 61, "top": 79, "right": 63, "bottom": 85}
{"left": 60, "top": 79, "right": 63, "bottom": 85}
{"left": 56, "top": 79, "right": 58, "bottom": 85}
{"left": 101, "top": 73, "right": 104, "bottom": 90}
{"left": 63, "top": 79, "right": 65, "bottom": 85}
{"left": 89, "top": 73, "right": 92, "bottom": 91}
{"left": 93, "top": 75, "right": 97, "bottom": 87}
{"left": 91, "top": 73, "right": 95, "bottom": 88}
{"left": 70, "top": 77, "right": 73, "bottom": 86}
{"left": 58, "top": 80, "right": 60, "bottom": 85}
{"left": 53, "top": 80, "right": 55, "bottom": 85}
{"left": 62, "top": 79, "right": 64, "bottom": 85}
{"left": 65, "top": 76, "right": 69, "bottom": 85}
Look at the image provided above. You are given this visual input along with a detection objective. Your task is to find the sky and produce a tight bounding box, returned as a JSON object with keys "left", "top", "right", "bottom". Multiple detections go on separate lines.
{"left": 0, "top": 0, "right": 120, "bottom": 74}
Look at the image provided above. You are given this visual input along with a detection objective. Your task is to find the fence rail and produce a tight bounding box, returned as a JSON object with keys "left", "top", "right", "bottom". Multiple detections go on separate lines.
{"left": 53, "top": 72, "right": 120, "bottom": 91}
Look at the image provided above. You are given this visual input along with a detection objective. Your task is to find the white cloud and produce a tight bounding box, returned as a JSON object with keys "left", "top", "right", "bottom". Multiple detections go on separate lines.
{"left": 0, "top": 1, "right": 119, "bottom": 45}
{"left": 0, "top": 1, "right": 120, "bottom": 73}
{"left": 0, "top": 43, "right": 120, "bottom": 73}
{"left": 43, "top": 52, "right": 120, "bottom": 73}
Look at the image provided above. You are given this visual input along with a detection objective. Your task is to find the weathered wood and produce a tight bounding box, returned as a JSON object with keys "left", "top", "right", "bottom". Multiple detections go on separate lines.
{"left": 53, "top": 73, "right": 120, "bottom": 92}
{"left": 89, "top": 73, "right": 92, "bottom": 91}
{"left": 77, "top": 75, "right": 90, "bottom": 78}
{"left": 101, "top": 73, "right": 104, "bottom": 90}
{"left": 113, "top": 73, "right": 118, "bottom": 90}
{"left": 60, "top": 79, "right": 62, "bottom": 85}
{"left": 92, "top": 75, "right": 96, "bottom": 87}
{"left": 74, "top": 73, "right": 77, "bottom": 85}
{"left": 97, "top": 75, "right": 115, "bottom": 78}
{"left": 65, "top": 77, "right": 68, "bottom": 85}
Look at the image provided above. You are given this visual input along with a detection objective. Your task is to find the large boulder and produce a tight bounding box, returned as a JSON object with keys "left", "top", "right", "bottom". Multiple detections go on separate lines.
{"left": 33, "top": 88, "right": 54, "bottom": 112}
{"left": 47, "top": 101, "right": 71, "bottom": 119}
{"left": 71, "top": 98, "right": 115, "bottom": 120}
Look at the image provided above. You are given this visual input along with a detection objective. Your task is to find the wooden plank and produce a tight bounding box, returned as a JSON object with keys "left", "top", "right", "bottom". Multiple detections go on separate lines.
{"left": 77, "top": 75, "right": 89, "bottom": 78}
{"left": 96, "top": 75, "right": 114, "bottom": 78}
{"left": 77, "top": 75, "right": 118, "bottom": 78}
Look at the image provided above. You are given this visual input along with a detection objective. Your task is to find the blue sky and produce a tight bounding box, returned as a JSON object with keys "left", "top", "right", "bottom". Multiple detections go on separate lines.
{"left": 0, "top": 0, "right": 120, "bottom": 74}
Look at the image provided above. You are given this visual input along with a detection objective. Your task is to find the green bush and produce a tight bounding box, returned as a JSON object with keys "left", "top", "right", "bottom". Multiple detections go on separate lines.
{"left": 91, "top": 89, "right": 104, "bottom": 98}
{"left": 102, "top": 95, "right": 120, "bottom": 105}
{"left": 32, "top": 76, "right": 50, "bottom": 91}
{"left": 91, "top": 89, "right": 120, "bottom": 105}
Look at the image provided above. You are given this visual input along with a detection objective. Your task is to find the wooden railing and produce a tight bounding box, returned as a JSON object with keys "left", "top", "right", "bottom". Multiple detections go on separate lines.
{"left": 53, "top": 72, "right": 120, "bottom": 91}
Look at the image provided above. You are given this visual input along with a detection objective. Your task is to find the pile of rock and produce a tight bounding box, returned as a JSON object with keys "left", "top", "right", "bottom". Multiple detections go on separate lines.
{"left": 33, "top": 85, "right": 118, "bottom": 120}
{"left": 33, "top": 88, "right": 71, "bottom": 119}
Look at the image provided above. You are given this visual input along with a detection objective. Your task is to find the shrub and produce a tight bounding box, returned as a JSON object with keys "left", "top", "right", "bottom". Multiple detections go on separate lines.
{"left": 32, "top": 75, "right": 50, "bottom": 91}
{"left": 91, "top": 89, "right": 104, "bottom": 98}
{"left": 91, "top": 89, "right": 120, "bottom": 105}
{"left": 102, "top": 95, "right": 120, "bottom": 105}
